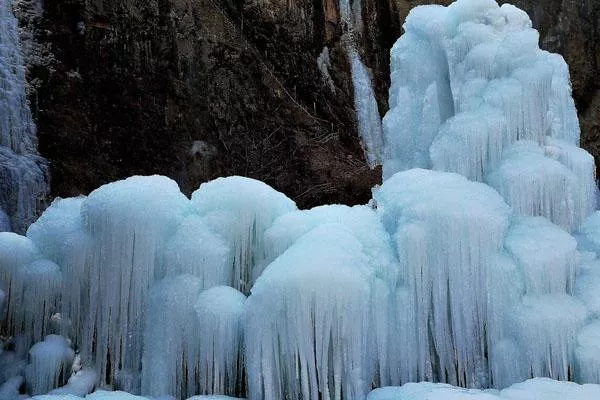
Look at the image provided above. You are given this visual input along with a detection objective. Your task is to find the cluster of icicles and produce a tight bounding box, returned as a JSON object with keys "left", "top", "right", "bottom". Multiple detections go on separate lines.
{"left": 4, "top": 0, "right": 600, "bottom": 399}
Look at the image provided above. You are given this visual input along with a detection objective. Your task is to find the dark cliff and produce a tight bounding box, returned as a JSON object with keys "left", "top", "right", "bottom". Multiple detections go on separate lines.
{"left": 23, "top": 0, "right": 600, "bottom": 205}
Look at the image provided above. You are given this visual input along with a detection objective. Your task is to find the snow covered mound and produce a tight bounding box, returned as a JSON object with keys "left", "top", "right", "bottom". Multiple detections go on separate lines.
{"left": 367, "top": 378, "right": 600, "bottom": 400}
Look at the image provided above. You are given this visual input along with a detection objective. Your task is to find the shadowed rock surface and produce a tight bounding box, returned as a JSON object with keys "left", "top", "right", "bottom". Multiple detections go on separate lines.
{"left": 18, "top": 0, "right": 600, "bottom": 205}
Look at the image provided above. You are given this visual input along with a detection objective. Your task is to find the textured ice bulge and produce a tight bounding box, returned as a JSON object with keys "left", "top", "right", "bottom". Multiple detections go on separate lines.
{"left": 245, "top": 225, "right": 375, "bottom": 400}
{"left": 194, "top": 286, "right": 245, "bottom": 396}
{"left": 24, "top": 335, "right": 74, "bottom": 395}
{"left": 192, "top": 176, "right": 296, "bottom": 293}
{"left": 0, "top": 0, "right": 49, "bottom": 233}
{"left": 141, "top": 275, "right": 203, "bottom": 398}
{"left": 382, "top": 0, "right": 595, "bottom": 231}
{"left": 81, "top": 175, "right": 189, "bottom": 384}
{"left": 374, "top": 169, "right": 511, "bottom": 387}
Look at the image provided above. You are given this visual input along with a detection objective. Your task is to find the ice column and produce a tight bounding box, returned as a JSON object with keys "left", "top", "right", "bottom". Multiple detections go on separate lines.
{"left": 0, "top": 0, "right": 49, "bottom": 233}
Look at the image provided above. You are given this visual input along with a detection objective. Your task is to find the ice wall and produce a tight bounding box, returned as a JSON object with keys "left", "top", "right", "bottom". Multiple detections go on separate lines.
{"left": 0, "top": 0, "right": 49, "bottom": 233}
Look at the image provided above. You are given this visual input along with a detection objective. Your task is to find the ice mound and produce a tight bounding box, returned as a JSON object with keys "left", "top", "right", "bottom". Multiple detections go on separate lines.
{"left": 245, "top": 225, "right": 376, "bottom": 400}
{"left": 382, "top": 0, "right": 595, "bottom": 231}
{"left": 367, "top": 378, "right": 600, "bottom": 400}
{"left": 24, "top": 335, "right": 74, "bottom": 395}
{"left": 192, "top": 176, "right": 297, "bottom": 293}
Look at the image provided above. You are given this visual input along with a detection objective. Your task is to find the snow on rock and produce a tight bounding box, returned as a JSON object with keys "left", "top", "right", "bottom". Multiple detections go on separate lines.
{"left": 245, "top": 225, "right": 375, "bottom": 400}
{"left": 191, "top": 176, "right": 296, "bottom": 293}
{"left": 194, "top": 287, "right": 245, "bottom": 396}
{"left": 49, "top": 369, "right": 98, "bottom": 397}
{"left": 24, "top": 335, "right": 74, "bottom": 395}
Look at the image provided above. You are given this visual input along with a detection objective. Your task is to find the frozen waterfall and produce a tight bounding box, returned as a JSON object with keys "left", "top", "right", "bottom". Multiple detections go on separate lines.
{"left": 3, "top": 0, "right": 600, "bottom": 400}
{"left": 0, "top": 0, "right": 49, "bottom": 233}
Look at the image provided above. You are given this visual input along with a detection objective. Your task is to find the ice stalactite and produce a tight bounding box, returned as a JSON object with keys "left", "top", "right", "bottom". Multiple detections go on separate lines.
{"left": 24, "top": 335, "right": 74, "bottom": 395}
{"left": 0, "top": 0, "right": 49, "bottom": 234}
{"left": 194, "top": 286, "right": 245, "bottom": 396}
{"left": 141, "top": 275, "right": 203, "bottom": 398}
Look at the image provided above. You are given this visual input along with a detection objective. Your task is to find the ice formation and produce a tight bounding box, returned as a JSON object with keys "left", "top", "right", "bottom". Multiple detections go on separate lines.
{"left": 338, "top": 0, "right": 384, "bottom": 166}
{"left": 2, "top": 0, "right": 600, "bottom": 399}
{"left": 191, "top": 176, "right": 296, "bottom": 293}
{"left": 245, "top": 225, "right": 377, "bottom": 400}
{"left": 142, "top": 275, "right": 203, "bottom": 398}
{"left": 382, "top": 0, "right": 596, "bottom": 231}
{"left": 24, "top": 335, "right": 74, "bottom": 395}
{"left": 194, "top": 286, "right": 245, "bottom": 396}
{"left": 0, "top": 0, "right": 49, "bottom": 233}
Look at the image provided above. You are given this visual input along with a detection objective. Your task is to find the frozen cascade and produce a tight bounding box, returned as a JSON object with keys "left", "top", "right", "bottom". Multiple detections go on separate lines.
{"left": 0, "top": 0, "right": 49, "bottom": 233}
{"left": 382, "top": 0, "right": 595, "bottom": 231}
{"left": 3, "top": 0, "right": 600, "bottom": 398}
{"left": 338, "top": 0, "right": 384, "bottom": 166}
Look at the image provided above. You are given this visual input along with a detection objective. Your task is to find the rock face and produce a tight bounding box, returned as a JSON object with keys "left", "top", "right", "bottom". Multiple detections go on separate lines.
{"left": 22, "top": 0, "right": 600, "bottom": 206}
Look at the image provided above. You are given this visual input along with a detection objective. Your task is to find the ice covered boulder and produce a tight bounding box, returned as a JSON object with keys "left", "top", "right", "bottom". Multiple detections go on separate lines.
{"left": 192, "top": 176, "right": 296, "bottom": 293}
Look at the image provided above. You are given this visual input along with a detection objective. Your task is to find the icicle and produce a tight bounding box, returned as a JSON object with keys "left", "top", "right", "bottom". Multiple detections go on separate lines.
{"left": 141, "top": 275, "right": 202, "bottom": 398}
{"left": 24, "top": 335, "right": 74, "bottom": 395}
{"left": 194, "top": 286, "right": 245, "bottom": 396}
{"left": 81, "top": 175, "right": 189, "bottom": 385}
